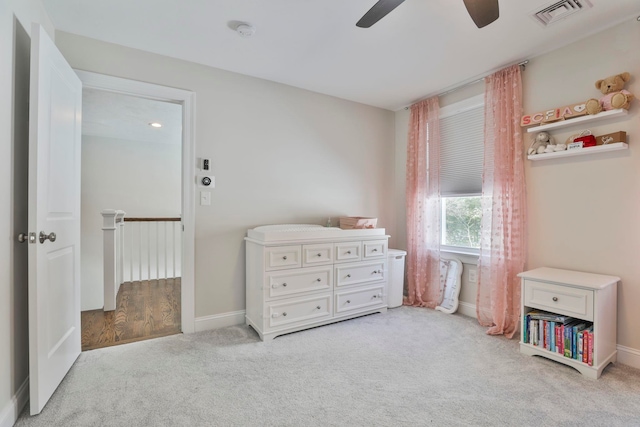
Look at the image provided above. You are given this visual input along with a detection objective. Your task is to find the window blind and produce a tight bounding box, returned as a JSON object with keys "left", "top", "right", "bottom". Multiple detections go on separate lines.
{"left": 439, "top": 105, "right": 484, "bottom": 195}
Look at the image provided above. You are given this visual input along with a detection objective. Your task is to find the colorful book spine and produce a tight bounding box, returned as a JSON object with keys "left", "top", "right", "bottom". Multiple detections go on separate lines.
{"left": 539, "top": 320, "right": 544, "bottom": 348}
{"left": 564, "top": 326, "right": 571, "bottom": 358}
{"left": 578, "top": 331, "right": 584, "bottom": 362}
{"left": 582, "top": 331, "right": 590, "bottom": 363}
{"left": 588, "top": 331, "right": 594, "bottom": 366}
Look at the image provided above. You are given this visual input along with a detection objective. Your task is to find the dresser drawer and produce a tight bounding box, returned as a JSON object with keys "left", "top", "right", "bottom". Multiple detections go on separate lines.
{"left": 335, "top": 285, "right": 385, "bottom": 315}
{"left": 266, "top": 266, "right": 332, "bottom": 299}
{"left": 265, "top": 246, "right": 301, "bottom": 271}
{"left": 363, "top": 240, "right": 387, "bottom": 259}
{"left": 334, "top": 241, "right": 362, "bottom": 263}
{"left": 524, "top": 280, "right": 594, "bottom": 321}
{"left": 302, "top": 243, "right": 333, "bottom": 267}
{"left": 267, "top": 293, "right": 332, "bottom": 329}
{"left": 335, "top": 260, "right": 385, "bottom": 288}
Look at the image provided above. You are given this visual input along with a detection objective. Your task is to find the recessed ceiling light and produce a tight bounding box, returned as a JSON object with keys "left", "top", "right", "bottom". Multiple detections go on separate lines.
{"left": 149, "top": 122, "right": 162, "bottom": 128}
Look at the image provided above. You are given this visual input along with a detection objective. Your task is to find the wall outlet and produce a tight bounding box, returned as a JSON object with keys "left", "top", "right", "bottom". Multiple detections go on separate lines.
{"left": 468, "top": 268, "right": 477, "bottom": 284}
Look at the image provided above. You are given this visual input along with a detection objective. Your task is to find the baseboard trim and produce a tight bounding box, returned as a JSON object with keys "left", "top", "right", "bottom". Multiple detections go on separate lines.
{"left": 195, "top": 310, "right": 246, "bottom": 332}
{"left": 457, "top": 301, "right": 477, "bottom": 319}
{"left": 0, "top": 377, "right": 29, "bottom": 427}
{"left": 617, "top": 344, "right": 640, "bottom": 370}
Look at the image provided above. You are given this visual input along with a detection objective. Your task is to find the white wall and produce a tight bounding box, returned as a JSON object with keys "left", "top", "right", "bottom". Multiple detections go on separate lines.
{"left": 523, "top": 18, "right": 640, "bottom": 352}
{"left": 0, "top": 0, "right": 54, "bottom": 424}
{"left": 55, "top": 32, "right": 397, "bottom": 319}
{"left": 81, "top": 135, "right": 181, "bottom": 310}
{"left": 394, "top": 19, "right": 640, "bottom": 355}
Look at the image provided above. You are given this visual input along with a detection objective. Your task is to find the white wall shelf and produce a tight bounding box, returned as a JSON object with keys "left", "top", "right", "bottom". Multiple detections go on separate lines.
{"left": 526, "top": 109, "right": 628, "bottom": 133}
{"left": 528, "top": 142, "right": 628, "bottom": 161}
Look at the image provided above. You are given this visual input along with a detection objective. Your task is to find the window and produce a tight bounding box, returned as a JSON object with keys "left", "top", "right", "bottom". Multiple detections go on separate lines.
{"left": 441, "top": 195, "right": 481, "bottom": 249}
{"left": 439, "top": 95, "right": 484, "bottom": 253}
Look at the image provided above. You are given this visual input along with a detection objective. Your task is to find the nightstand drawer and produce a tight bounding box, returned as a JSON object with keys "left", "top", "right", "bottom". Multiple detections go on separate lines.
{"left": 524, "top": 280, "right": 594, "bottom": 321}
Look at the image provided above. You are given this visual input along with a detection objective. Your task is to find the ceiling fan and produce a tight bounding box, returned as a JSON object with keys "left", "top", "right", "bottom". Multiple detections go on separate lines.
{"left": 356, "top": 0, "right": 499, "bottom": 29}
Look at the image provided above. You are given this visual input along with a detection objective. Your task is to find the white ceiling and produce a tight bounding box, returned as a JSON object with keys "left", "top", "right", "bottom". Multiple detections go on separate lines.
{"left": 82, "top": 89, "right": 182, "bottom": 145}
{"left": 43, "top": 0, "right": 640, "bottom": 111}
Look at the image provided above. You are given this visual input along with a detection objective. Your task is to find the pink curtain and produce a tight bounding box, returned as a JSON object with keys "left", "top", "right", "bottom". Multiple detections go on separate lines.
{"left": 476, "top": 65, "right": 527, "bottom": 338}
{"left": 404, "top": 97, "right": 442, "bottom": 308}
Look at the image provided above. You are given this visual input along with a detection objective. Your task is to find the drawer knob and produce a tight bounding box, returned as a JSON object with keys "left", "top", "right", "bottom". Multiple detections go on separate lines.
{"left": 346, "top": 300, "right": 351, "bottom": 304}
{"left": 373, "top": 294, "right": 378, "bottom": 298}
{"left": 282, "top": 283, "right": 288, "bottom": 287}
{"left": 346, "top": 274, "right": 351, "bottom": 278}
{"left": 317, "top": 253, "right": 322, "bottom": 257}
{"left": 316, "top": 278, "right": 321, "bottom": 282}
{"left": 282, "top": 256, "right": 287, "bottom": 260}
{"left": 346, "top": 250, "right": 351, "bottom": 254}
{"left": 316, "top": 306, "right": 321, "bottom": 310}
{"left": 372, "top": 270, "right": 378, "bottom": 274}
{"left": 373, "top": 248, "right": 378, "bottom": 252}
{"left": 552, "top": 296, "right": 558, "bottom": 302}
{"left": 283, "top": 312, "right": 287, "bottom": 317}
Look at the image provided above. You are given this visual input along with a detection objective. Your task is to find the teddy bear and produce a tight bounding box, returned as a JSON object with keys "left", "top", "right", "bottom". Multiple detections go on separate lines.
{"left": 528, "top": 131, "right": 564, "bottom": 155}
{"left": 585, "top": 72, "right": 635, "bottom": 115}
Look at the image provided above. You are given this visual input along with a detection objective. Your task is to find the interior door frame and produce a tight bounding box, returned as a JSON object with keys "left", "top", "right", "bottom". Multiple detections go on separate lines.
{"left": 75, "top": 70, "right": 196, "bottom": 334}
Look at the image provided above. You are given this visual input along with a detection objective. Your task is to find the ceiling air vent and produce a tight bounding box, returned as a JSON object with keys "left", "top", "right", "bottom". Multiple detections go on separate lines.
{"left": 532, "top": 0, "right": 593, "bottom": 26}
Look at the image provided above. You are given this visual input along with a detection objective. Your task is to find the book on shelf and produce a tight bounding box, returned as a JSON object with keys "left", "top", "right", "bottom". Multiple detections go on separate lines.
{"left": 523, "top": 310, "right": 594, "bottom": 365}
{"left": 527, "top": 310, "right": 574, "bottom": 323}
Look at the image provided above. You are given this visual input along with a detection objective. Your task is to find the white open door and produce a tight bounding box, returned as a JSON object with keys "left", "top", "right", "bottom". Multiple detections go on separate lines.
{"left": 27, "top": 24, "right": 82, "bottom": 415}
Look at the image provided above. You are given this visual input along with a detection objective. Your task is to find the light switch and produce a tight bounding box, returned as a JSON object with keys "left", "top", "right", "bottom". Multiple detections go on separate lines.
{"left": 200, "top": 191, "right": 211, "bottom": 206}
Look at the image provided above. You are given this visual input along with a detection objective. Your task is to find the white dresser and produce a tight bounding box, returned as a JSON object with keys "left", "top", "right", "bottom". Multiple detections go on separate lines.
{"left": 245, "top": 224, "right": 389, "bottom": 341}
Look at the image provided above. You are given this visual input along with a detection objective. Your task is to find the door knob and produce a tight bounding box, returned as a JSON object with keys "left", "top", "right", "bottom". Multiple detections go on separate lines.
{"left": 18, "top": 233, "right": 28, "bottom": 243}
{"left": 39, "top": 231, "right": 56, "bottom": 244}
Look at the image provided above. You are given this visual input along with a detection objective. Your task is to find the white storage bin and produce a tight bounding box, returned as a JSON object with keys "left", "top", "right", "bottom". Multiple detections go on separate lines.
{"left": 387, "top": 249, "right": 407, "bottom": 308}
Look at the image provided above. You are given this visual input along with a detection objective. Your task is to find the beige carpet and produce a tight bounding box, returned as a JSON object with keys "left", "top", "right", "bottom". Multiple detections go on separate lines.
{"left": 16, "top": 306, "right": 640, "bottom": 426}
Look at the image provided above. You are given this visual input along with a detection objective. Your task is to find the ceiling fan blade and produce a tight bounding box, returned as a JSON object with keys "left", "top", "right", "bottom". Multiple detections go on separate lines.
{"left": 463, "top": 0, "right": 499, "bottom": 28}
{"left": 356, "top": 0, "right": 406, "bottom": 28}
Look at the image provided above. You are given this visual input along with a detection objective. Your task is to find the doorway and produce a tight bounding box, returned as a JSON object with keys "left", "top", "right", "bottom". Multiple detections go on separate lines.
{"left": 76, "top": 71, "right": 196, "bottom": 350}
{"left": 79, "top": 88, "right": 183, "bottom": 350}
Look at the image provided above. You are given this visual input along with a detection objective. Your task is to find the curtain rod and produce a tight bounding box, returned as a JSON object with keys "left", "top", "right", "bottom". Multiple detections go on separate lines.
{"left": 402, "top": 60, "right": 529, "bottom": 110}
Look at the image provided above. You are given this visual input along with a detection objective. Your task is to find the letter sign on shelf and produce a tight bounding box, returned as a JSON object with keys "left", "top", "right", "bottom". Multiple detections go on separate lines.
{"left": 521, "top": 102, "right": 588, "bottom": 127}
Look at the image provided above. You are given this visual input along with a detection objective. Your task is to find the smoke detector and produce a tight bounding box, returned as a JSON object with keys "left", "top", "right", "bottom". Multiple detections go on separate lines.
{"left": 236, "top": 23, "right": 256, "bottom": 37}
{"left": 531, "top": 0, "right": 593, "bottom": 27}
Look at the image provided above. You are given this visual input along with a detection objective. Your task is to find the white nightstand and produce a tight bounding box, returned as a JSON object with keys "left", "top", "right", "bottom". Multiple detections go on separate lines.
{"left": 518, "top": 267, "right": 618, "bottom": 379}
